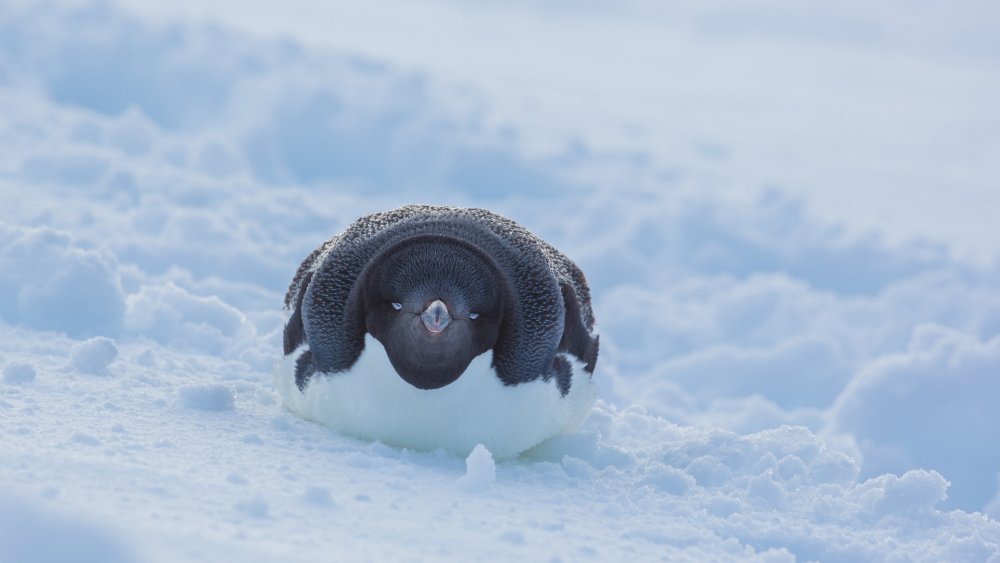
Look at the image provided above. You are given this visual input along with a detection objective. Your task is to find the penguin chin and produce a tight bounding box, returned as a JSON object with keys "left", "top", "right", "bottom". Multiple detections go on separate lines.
{"left": 376, "top": 318, "right": 478, "bottom": 390}
{"left": 392, "top": 359, "right": 469, "bottom": 390}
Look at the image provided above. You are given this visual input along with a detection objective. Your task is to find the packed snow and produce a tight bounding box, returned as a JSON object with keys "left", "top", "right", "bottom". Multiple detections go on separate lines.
{"left": 2, "top": 1, "right": 1000, "bottom": 561}
{"left": 457, "top": 444, "right": 496, "bottom": 493}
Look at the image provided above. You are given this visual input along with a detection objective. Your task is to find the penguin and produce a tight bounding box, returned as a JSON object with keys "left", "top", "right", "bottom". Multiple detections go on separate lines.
{"left": 273, "top": 205, "right": 599, "bottom": 459}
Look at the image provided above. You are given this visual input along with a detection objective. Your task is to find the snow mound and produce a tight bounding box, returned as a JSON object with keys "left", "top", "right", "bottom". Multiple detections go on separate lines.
{"left": 458, "top": 443, "right": 496, "bottom": 492}
{"left": 0, "top": 224, "right": 125, "bottom": 338}
{"left": 125, "top": 282, "right": 255, "bottom": 355}
{"left": 69, "top": 337, "right": 118, "bottom": 376}
{"left": 831, "top": 325, "right": 1000, "bottom": 509}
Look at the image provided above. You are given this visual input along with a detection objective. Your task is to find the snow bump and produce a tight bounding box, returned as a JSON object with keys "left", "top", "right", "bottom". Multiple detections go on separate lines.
{"left": 0, "top": 225, "right": 125, "bottom": 337}
{"left": 458, "top": 444, "right": 496, "bottom": 493}
{"left": 124, "top": 282, "right": 255, "bottom": 355}
{"left": 302, "top": 486, "right": 334, "bottom": 507}
{"left": 69, "top": 337, "right": 119, "bottom": 376}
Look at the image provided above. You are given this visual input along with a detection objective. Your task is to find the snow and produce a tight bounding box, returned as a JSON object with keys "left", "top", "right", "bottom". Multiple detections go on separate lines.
{"left": 69, "top": 337, "right": 119, "bottom": 376}
{"left": 457, "top": 444, "right": 496, "bottom": 493}
{"left": 0, "top": 225, "right": 126, "bottom": 337}
{"left": 301, "top": 486, "right": 334, "bottom": 507}
{"left": 1, "top": 0, "right": 1000, "bottom": 561}
{"left": 233, "top": 496, "right": 269, "bottom": 520}
{"left": 3, "top": 361, "right": 36, "bottom": 384}
{"left": 178, "top": 384, "right": 235, "bottom": 411}
{"left": 830, "top": 325, "right": 1000, "bottom": 509}
{"left": 0, "top": 493, "right": 138, "bottom": 563}
{"left": 125, "top": 282, "right": 255, "bottom": 356}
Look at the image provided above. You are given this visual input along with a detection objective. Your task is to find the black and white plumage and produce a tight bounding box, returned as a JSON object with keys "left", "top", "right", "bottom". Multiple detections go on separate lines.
{"left": 274, "top": 205, "right": 599, "bottom": 458}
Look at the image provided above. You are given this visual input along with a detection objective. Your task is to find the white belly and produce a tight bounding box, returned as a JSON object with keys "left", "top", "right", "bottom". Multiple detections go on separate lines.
{"left": 273, "top": 335, "right": 595, "bottom": 459}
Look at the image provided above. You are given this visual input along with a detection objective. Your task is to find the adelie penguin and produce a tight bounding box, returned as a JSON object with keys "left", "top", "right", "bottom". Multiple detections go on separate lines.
{"left": 274, "top": 205, "right": 599, "bottom": 459}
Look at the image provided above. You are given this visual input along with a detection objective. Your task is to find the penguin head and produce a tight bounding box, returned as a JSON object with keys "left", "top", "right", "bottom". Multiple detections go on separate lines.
{"left": 362, "top": 235, "right": 505, "bottom": 390}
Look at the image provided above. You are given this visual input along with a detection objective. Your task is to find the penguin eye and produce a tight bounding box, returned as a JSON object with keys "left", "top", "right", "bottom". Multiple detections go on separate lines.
{"left": 468, "top": 313, "right": 479, "bottom": 320}
{"left": 391, "top": 302, "right": 402, "bottom": 311}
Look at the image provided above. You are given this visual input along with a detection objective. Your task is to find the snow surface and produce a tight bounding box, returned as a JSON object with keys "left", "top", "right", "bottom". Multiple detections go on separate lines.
{"left": 2, "top": 1, "right": 1000, "bottom": 561}
{"left": 2, "top": 362, "right": 36, "bottom": 385}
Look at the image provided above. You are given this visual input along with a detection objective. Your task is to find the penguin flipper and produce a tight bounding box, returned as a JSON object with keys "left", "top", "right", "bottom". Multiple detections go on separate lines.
{"left": 283, "top": 269, "right": 313, "bottom": 356}
{"left": 557, "top": 281, "right": 599, "bottom": 374}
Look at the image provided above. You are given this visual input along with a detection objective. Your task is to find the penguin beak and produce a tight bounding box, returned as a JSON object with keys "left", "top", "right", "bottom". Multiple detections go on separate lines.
{"left": 420, "top": 299, "right": 452, "bottom": 334}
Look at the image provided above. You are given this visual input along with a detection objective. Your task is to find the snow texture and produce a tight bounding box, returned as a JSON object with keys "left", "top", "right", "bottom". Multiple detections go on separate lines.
{"left": 1, "top": 0, "right": 999, "bottom": 561}
{"left": 178, "top": 384, "right": 235, "bottom": 411}
{"left": 3, "top": 361, "right": 36, "bottom": 384}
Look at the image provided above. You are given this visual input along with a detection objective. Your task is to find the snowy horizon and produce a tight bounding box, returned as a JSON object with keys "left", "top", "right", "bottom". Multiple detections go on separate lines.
{"left": 2, "top": 1, "right": 1000, "bottom": 561}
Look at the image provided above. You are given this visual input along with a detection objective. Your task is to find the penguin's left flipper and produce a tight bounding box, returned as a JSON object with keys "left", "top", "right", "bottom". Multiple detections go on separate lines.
{"left": 557, "top": 281, "right": 599, "bottom": 374}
